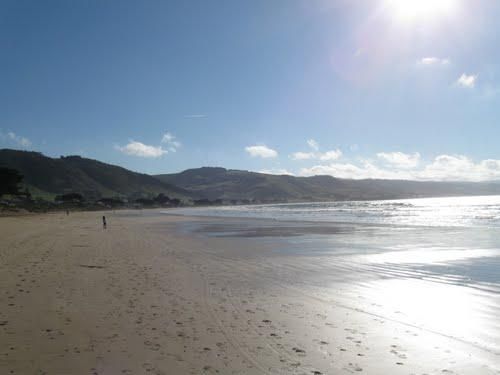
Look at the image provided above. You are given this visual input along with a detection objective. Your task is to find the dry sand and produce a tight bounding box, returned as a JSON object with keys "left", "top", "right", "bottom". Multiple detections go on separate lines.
{"left": 1, "top": 211, "right": 498, "bottom": 374}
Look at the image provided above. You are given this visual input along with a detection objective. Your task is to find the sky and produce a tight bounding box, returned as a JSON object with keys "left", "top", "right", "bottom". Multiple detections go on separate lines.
{"left": 1, "top": 0, "right": 500, "bottom": 181}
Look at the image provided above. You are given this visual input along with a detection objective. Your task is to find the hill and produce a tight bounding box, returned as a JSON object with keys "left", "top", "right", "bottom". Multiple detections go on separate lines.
{"left": 0, "top": 149, "right": 189, "bottom": 200}
{"left": 156, "top": 167, "right": 500, "bottom": 202}
{"left": 3, "top": 149, "right": 500, "bottom": 204}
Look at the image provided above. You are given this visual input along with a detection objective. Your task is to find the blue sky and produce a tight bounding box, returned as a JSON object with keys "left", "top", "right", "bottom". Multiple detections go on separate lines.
{"left": 1, "top": 0, "right": 500, "bottom": 180}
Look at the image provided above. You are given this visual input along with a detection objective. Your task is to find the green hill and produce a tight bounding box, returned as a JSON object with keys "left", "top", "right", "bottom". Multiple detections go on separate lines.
{"left": 3, "top": 149, "right": 500, "bottom": 204}
{"left": 0, "top": 149, "right": 189, "bottom": 200}
{"left": 156, "top": 167, "right": 500, "bottom": 202}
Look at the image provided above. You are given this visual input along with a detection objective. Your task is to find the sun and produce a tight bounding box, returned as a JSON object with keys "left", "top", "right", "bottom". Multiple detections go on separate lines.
{"left": 386, "top": 0, "right": 457, "bottom": 22}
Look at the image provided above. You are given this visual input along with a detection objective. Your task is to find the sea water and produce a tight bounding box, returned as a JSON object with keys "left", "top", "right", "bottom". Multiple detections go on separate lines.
{"left": 167, "top": 195, "right": 500, "bottom": 357}
{"left": 170, "top": 195, "right": 500, "bottom": 228}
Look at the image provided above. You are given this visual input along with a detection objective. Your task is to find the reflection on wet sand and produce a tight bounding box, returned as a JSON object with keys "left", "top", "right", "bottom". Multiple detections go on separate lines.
{"left": 188, "top": 217, "right": 500, "bottom": 358}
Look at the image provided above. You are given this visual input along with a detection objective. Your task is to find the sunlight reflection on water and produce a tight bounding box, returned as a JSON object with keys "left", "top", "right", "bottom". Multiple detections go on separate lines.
{"left": 171, "top": 195, "right": 500, "bottom": 356}
{"left": 364, "top": 247, "right": 500, "bottom": 265}
{"left": 358, "top": 278, "right": 496, "bottom": 350}
{"left": 171, "top": 195, "right": 500, "bottom": 228}
{"left": 352, "top": 246, "right": 500, "bottom": 354}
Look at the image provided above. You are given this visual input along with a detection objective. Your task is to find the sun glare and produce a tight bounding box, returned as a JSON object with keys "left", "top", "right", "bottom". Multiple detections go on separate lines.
{"left": 387, "top": 0, "right": 457, "bottom": 22}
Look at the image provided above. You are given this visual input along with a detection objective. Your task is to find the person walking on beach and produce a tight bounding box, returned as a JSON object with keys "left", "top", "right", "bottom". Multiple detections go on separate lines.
{"left": 102, "top": 215, "right": 107, "bottom": 229}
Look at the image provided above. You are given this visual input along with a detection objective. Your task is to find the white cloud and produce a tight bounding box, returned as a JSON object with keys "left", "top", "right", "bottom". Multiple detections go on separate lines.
{"left": 116, "top": 132, "right": 181, "bottom": 157}
{"left": 290, "top": 140, "right": 342, "bottom": 161}
{"left": 162, "top": 133, "right": 174, "bottom": 142}
{"left": 307, "top": 139, "right": 319, "bottom": 151}
{"left": 245, "top": 145, "right": 278, "bottom": 158}
{"left": 319, "top": 149, "right": 343, "bottom": 161}
{"left": 161, "top": 132, "right": 181, "bottom": 152}
{"left": 259, "top": 168, "right": 294, "bottom": 176}
{"left": 0, "top": 131, "right": 32, "bottom": 148}
{"left": 299, "top": 154, "right": 500, "bottom": 182}
{"left": 116, "top": 141, "right": 167, "bottom": 158}
{"left": 418, "top": 57, "right": 450, "bottom": 66}
{"left": 456, "top": 73, "right": 477, "bottom": 88}
{"left": 418, "top": 155, "right": 500, "bottom": 181}
{"left": 299, "top": 161, "right": 412, "bottom": 180}
{"left": 291, "top": 151, "right": 315, "bottom": 160}
{"left": 300, "top": 163, "right": 356, "bottom": 178}
{"left": 377, "top": 151, "right": 420, "bottom": 169}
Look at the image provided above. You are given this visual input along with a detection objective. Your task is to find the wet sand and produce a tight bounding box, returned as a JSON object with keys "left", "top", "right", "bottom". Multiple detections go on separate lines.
{"left": 1, "top": 211, "right": 499, "bottom": 374}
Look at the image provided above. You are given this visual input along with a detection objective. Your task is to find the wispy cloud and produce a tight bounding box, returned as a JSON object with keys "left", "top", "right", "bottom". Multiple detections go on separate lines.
{"left": 377, "top": 151, "right": 420, "bottom": 169}
{"left": 245, "top": 145, "right": 278, "bottom": 158}
{"left": 0, "top": 130, "right": 32, "bottom": 148}
{"left": 184, "top": 114, "right": 207, "bottom": 119}
{"left": 307, "top": 139, "right": 319, "bottom": 151}
{"left": 456, "top": 73, "right": 477, "bottom": 88}
{"left": 290, "top": 140, "right": 342, "bottom": 161}
{"left": 116, "top": 141, "right": 167, "bottom": 158}
{"left": 161, "top": 132, "right": 181, "bottom": 152}
{"left": 418, "top": 57, "right": 450, "bottom": 66}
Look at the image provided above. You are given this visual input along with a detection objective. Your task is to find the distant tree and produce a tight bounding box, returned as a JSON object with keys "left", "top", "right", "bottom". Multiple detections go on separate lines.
{"left": 169, "top": 198, "right": 181, "bottom": 207}
{"left": 154, "top": 193, "right": 171, "bottom": 205}
{"left": 193, "top": 199, "right": 213, "bottom": 206}
{"left": 0, "top": 167, "right": 24, "bottom": 197}
{"left": 98, "top": 197, "right": 124, "bottom": 207}
{"left": 135, "top": 198, "right": 154, "bottom": 206}
{"left": 54, "top": 192, "right": 84, "bottom": 203}
{"left": 22, "top": 188, "right": 32, "bottom": 200}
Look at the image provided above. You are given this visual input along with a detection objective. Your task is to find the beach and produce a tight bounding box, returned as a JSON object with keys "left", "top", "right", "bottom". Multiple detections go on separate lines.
{"left": 1, "top": 210, "right": 499, "bottom": 374}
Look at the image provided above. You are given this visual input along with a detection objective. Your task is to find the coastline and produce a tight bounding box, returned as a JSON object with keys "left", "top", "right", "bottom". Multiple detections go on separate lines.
{"left": 1, "top": 211, "right": 498, "bottom": 374}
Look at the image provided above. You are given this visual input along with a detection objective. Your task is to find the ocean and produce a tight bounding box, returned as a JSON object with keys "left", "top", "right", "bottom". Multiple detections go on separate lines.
{"left": 166, "top": 195, "right": 500, "bottom": 358}
{"left": 170, "top": 195, "right": 500, "bottom": 228}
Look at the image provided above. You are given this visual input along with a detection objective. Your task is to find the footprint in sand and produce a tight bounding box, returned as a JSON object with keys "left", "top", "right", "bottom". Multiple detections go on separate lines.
{"left": 292, "top": 347, "right": 306, "bottom": 355}
{"left": 345, "top": 362, "right": 363, "bottom": 372}
{"left": 390, "top": 344, "right": 407, "bottom": 359}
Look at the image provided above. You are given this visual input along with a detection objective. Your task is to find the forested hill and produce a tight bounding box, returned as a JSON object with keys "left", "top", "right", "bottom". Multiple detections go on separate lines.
{"left": 0, "top": 149, "right": 189, "bottom": 199}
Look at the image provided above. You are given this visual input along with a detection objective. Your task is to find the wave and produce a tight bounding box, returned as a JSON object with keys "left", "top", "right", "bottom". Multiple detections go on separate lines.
{"left": 169, "top": 195, "right": 500, "bottom": 228}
